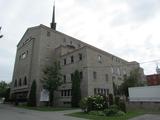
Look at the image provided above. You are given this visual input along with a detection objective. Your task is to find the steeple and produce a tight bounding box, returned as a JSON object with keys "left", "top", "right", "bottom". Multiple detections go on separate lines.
{"left": 156, "top": 65, "right": 160, "bottom": 74}
{"left": 50, "top": 1, "right": 56, "bottom": 30}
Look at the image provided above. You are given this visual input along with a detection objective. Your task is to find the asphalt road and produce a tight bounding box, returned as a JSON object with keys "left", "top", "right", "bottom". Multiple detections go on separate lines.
{"left": 0, "top": 104, "right": 85, "bottom": 120}
{"left": 1, "top": 104, "right": 160, "bottom": 120}
{"left": 129, "top": 114, "right": 160, "bottom": 120}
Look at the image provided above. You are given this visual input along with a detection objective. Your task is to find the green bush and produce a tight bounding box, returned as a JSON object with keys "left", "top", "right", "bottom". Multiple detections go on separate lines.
{"left": 80, "top": 95, "right": 108, "bottom": 112}
{"left": 79, "top": 98, "right": 88, "bottom": 112}
{"left": 119, "top": 101, "right": 126, "bottom": 113}
{"left": 103, "top": 104, "right": 119, "bottom": 116}
{"left": 115, "top": 96, "right": 120, "bottom": 106}
{"left": 116, "top": 110, "right": 126, "bottom": 116}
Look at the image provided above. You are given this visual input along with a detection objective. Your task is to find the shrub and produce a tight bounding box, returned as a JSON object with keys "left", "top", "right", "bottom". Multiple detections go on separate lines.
{"left": 103, "top": 104, "right": 119, "bottom": 116}
{"left": 80, "top": 95, "right": 108, "bottom": 112}
{"left": 119, "top": 100, "right": 126, "bottom": 113}
{"left": 117, "top": 110, "right": 125, "bottom": 116}
{"left": 115, "top": 96, "right": 120, "bottom": 106}
{"left": 79, "top": 97, "right": 88, "bottom": 112}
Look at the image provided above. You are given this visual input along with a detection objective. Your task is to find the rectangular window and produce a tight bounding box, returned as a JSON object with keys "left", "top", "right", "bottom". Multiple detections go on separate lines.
{"left": 79, "top": 53, "right": 82, "bottom": 61}
{"left": 98, "top": 55, "right": 102, "bottom": 63}
{"left": 104, "top": 89, "right": 106, "bottom": 95}
{"left": 67, "top": 90, "right": 70, "bottom": 96}
{"left": 93, "top": 71, "right": 97, "bottom": 80}
{"left": 64, "top": 59, "right": 66, "bottom": 65}
{"left": 64, "top": 90, "right": 67, "bottom": 96}
{"left": 61, "top": 90, "right": 63, "bottom": 96}
{"left": 111, "top": 67, "right": 114, "bottom": 74}
{"left": 71, "top": 56, "right": 74, "bottom": 63}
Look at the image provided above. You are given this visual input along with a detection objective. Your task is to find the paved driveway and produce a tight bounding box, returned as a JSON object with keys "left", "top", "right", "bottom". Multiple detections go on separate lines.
{"left": 0, "top": 104, "right": 85, "bottom": 120}
{"left": 1, "top": 104, "right": 160, "bottom": 120}
{"left": 129, "top": 114, "right": 160, "bottom": 120}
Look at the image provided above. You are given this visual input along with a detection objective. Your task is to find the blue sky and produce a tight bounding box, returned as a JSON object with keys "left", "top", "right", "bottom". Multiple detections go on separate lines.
{"left": 1, "top": 0, "right": 160, "bottom": 82}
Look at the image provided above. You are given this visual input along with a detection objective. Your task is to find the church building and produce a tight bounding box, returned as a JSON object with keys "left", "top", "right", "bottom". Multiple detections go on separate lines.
{"left": 10, "top": 4, "right": 145, "bottom": 106}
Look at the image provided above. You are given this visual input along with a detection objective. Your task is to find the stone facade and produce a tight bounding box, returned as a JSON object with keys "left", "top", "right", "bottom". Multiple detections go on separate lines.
{"left": 10, "top": 24, "right": 145, "bottom": 106}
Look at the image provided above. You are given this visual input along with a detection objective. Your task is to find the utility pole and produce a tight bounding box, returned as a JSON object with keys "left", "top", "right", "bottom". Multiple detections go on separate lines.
{"left": 0, "top": 26, "right": 3, "bottom": 38}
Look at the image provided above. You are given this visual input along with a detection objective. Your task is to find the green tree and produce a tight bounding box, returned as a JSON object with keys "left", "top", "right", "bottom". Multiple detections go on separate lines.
{"left": 28, "top": 80, "right": 37, "bottom": 106}
{"left": 0, "top": 81, "right": 9, "bottom": 98}
{"left": 120, "top": 68, "right": 142, "bottom": 97}
{"left": 71, "top": 70, "right": 81, "bottom": 107}
{"left": 42, "top": 61, "right": 62, "bottom": 106}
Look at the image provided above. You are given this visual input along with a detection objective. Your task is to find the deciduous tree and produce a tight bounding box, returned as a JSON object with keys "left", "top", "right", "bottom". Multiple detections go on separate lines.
{"left": 42, "top": 61, "right": 62, "bottom": 106}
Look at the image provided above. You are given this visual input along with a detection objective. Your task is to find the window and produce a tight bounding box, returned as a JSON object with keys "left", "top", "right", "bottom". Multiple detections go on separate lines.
{"left": 111, "top": 67, "right": 114, "bottom": 74}
{"left": 98, "top": 55, "right": 102, "bottom": 63}
{"left": 105, "top": 74, "right": 109, "bottom": 82}
{"left": 94, "top": 88, "right": 108, "bottom": 96}
{"left": 79, "top": 53, "right": 82, "bottom": 61}
{"left": 67, "top": 90, "right": 70, "bottom": 96}
{"left": 14, "top": 79, "right": 17, "bottom": 87}
{"left": 22, "top": 53, "right": 26, "bottom": 59}
{"left": 104, "top": 89, "right": 106, "bottom": 95}
{"left": 64, "top": 59, "right": 66, "bottom": 65}
{"left": 19, "top": 78, "right": 22, "bottom": 86}
{"left": 64, "top": 90, "right": 67, "bottom": 96}
{"left": 70, "top": 41, "right": 72, "bottom": 45}
{"left": 63, "top": 75, "right": 66, "bottom": 83}
{"left": 71, "top": 56, "right": 74, "bottom": 63}
{"left": 61, "top": 89, "right": 71, "bottom": 97}
{"left": 93, "top": 71, "right": 97, "bottom": 80}
{"left": 23, "top": 76, "right": 27, "bottom": 85}
{"left": 117, "top": 67, "right": 120, "bottom": 75}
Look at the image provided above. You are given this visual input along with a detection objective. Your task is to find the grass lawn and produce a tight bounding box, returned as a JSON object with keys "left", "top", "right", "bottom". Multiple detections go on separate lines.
{"left": 18, "top": 105, "right": 75, "bottom": 111}
{"left": 67, "top": 110, "right": 160, "bottom": 120}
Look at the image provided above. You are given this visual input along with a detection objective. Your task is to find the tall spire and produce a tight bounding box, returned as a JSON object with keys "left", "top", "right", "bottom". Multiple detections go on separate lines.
{"left": 50, "top": 0, "right": 56, "bottom": 30}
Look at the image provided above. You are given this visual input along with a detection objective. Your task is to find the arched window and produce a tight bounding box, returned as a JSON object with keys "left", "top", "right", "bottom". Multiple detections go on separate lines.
{"left": 24, "top": 76, "right": 27, "bottom": 85}
{"left": 19, "top": 78, "right": 22, "bottom": 86}
{"left": 14, "top": 79, "right": 17, "bottom": 87}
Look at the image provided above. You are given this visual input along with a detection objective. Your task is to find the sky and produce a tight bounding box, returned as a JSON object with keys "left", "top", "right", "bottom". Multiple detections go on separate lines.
{"left": 0, "top": 0, "right": 160, "bottom": 82}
